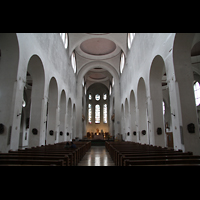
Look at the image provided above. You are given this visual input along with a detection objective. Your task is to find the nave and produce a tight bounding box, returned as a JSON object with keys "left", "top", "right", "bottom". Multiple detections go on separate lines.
{"left": 78, "top": 146, "right": 115, "bottom": 166}
{"left": 1, "top": 33, "right": 200, "bottom": 156}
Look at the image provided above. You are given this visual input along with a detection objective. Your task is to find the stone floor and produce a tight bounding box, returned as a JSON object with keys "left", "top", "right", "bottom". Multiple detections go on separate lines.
{"left": 78, "top": 146, "right": 115, "bottom": 166}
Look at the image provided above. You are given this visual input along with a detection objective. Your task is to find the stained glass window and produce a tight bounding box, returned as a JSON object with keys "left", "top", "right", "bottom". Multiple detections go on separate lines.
{"left": 95, "top": 104, "right": 100, "bottom": 123}
{"left": 95, "top": 94, "right": 100, "bottom": 101}
{"left": 103, "top": 104, "right": 107, "bottom": 123}
{"left": 71, "top": 52, "right": 76, "bottom": 73}
{"left": 120, "top": 52, "right": 125, "bottom": 74}
{"left": 194, "top": 82, "right": 200, "bottom": 106}
{"left": 88, "top": 104, "right": 92, "bottom": 124}
{"left": 103, "top": 93, "right": 107, "bottom": 100}
{"left": 163, "top": 101, "right": 165, "bottom": 115}
{"left": 60, "top": 33, "right": 68, "bottom": 49}
{"left": 128, "top": 33, "right": 135, "bottom": 49}
{"left": 89, "top": 94, "right": 92, "bottom": 100}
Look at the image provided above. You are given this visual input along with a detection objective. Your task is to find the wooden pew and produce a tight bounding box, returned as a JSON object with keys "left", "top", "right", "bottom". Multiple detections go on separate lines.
{"left": 124, "top": 158, "right": 200, "bottom": 166}
{"left": 1, "top": 141, "right": 91, "bottom": 166}
{"left": 106, "top": 141, "right": 200, "bottom": 166}
{"left": 118, "top": 152, "right": 194, "bottom": 166}
{"left": 0, "top": 159, "right": 64, "bottom": 166}
{"left": 0, "top": 154, "right": 69, "bottom": 166}
{"left": 8, "top": 151, "right": 73, "bottom": 166}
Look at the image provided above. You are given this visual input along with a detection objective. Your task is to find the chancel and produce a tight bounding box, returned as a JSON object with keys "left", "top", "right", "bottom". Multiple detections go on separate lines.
{"left": 1, "top": 33, "right": 200, "bottom": 166}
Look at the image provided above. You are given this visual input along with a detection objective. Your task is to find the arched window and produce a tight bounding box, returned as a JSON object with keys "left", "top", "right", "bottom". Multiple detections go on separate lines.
{"left": 103, "top": 104, "right": 107, "bottom": 123}
{"left": 120, "top": 52, "right": 125, "bottom": 74}
{"left": 128, "top": 33, "right": 135, "bottom": 49}
{"left": 95, "top": 94, "right": 100, "bottom": 101}
{"left": 89, "top": 94, "right": 92, "bottom": 100}
{"left": 163, "top": 101, "right": 165, "bottom": 115}
{"left": 194, "top": 81, "right": 200, "bottom": 106}
{"left": 60, "top": 33, "right": 68, "bottom": 49}
{"left": 103, "top": 93, "right": 107, "bottom": 100}
{"left": 71, "top": 52, "right": 76, "bottom": 73}
{"left": 95, "top": 104, "right": 100, "bottom": 123}
{"left": 112, "top": 77, "right": 115, "bottom": 87}
{"left": 88, "top": 104, "right": 92, "bottom": 124}
{"left": 64, "top": 33, "right": 68, "bottom": 49}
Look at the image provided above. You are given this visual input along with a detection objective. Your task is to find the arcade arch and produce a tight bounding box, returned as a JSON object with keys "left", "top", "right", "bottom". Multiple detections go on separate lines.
{"left": 46, "top": 77, "right": 58, "bottom": 145}
{"left": 59, "top": 90, "right": 66, "bottom": 142}
{"left": 149, "top": 55, "right": 166, "bottom": 147}
{"left": 26, "top": 55, "right": 45, "bottom": 148}
{"left": 130, "top": 90, "right": 136, "bottom": 142}
{"left": 137, "top": 77, "right": 148, "bottom": 144}
{"left": 76, "top": 61, "right": 121, "bottom": 139}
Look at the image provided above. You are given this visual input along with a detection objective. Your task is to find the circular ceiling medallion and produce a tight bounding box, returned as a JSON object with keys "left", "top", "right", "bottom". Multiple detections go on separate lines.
{"left": 80, "top": 38, "right": 116, "bottom": 56}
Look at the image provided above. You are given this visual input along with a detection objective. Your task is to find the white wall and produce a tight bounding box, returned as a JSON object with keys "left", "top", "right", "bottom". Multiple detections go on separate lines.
{"left": 120, "top": 33, "right": 200, "bottom": 155}
{"left": 1, "top": 33, "right": 200, "bottom": 156}
{"left": 0, "top": 33, "right": 77, "bottom": 152}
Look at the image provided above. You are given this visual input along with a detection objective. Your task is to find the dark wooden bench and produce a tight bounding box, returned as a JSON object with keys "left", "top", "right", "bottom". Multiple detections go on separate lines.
{"left": 124, "top": 158, "right": 200, "bottom": 166}
{"left": 121, "top": 154, "right": 200, "bottom": 166}
{"left": 0, "top": 159, "right": 64, "bottom": 166}
{"left": 117, "top": 151, "right": 190, "bottom": 166}
{"left": 0, "top": 154, "right": 69, "bottom": 166}
{"left": 8, "top": 151, "right": 73, "bottom": 166}
{"left": 2, "top": 141, "right": 91, "bottom": 166}
{"left": 106, "top": 141, "right": 200, "bottom": 166}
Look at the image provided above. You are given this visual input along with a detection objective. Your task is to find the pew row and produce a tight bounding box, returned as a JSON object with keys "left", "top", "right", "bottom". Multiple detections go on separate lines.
{"left": 0, "top": 141, "right": 91, "bottom": 166}
{"left": 105, "top": 141, "right": 200, "bottom": 166}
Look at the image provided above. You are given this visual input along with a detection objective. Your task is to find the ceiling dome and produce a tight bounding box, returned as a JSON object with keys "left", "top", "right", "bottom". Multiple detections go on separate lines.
{"left": 80, "top": 38, "right": 116, "bottom": 56}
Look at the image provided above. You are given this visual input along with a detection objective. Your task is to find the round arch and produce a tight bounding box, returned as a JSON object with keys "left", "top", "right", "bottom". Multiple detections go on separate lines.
{"left": 124, "top": 98, "right": 130, "bottom": 141}
{"left": 130, "top": 90, "right": 136, "bottom": 142}
{"left": 76, "top": 61, "right": 121, "bottom": 139}
{"left": 137, "top": 77, "right": 148, "bottom": 144}
{"left": 26, "top": 54, "right": 45, "bottom": 148}
{"left": 46, "top": 77, "right": 58, "bottom": 145}
{"left": 67, "top": 98, "right": 72, "bottom": 140}
{"left": 149, "top": 55, "right": 166, "bottom": 147}
{"left": 59, "top": 89, "right": 67, "bottom": 142}
{"left": 77, "top": 61, "right": 119, "bottom": 82}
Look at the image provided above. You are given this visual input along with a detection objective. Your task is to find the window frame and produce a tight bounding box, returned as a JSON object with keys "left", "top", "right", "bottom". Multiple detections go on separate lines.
{"left": 71, "top": 51, "right": 77, "bottom": 73}
{"left": 103, "top": 104, "right": 107, "bottom": 123}
{"left": 127, "top": 33, "right": 135, "bottom": 49}
{"left": 95, "top": 94, "right": 100, "bottom": 101}
{"left": 88, "top": 104, "right": 92, "bottom": 124}
{"left": 120, "top": 52, "right": 125, "bottom": 74}
{"left": 95, "top": 104, "right": 100, "bottom": 124}
{"left": 194, "top": 81, "right": 200, "bottom": 106}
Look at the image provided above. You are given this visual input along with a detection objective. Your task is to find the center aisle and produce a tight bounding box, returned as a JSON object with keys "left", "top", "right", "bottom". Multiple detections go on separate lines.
{"left": 78, "top": 146, "right": 115, "bottom": 166}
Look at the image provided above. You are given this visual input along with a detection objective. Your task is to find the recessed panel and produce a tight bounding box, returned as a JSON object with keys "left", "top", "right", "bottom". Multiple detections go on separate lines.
{"left": 80, "top": 38, "right": 116, "bottom": 56}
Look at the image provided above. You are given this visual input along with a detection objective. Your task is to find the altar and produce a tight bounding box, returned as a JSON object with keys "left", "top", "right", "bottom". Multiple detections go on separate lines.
{"left": 93, "top": 134, "right": 104, "bottom": 140}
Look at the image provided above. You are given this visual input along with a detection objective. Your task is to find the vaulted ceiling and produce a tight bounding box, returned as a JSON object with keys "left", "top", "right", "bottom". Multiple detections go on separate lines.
{"left": 68, "top": 33, "right": 128, "bottom": 90}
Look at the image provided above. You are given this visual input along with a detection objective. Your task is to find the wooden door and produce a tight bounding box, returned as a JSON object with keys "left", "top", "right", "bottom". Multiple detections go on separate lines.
{"left": 166, "top": 132, "right": 174, "bottom": 148}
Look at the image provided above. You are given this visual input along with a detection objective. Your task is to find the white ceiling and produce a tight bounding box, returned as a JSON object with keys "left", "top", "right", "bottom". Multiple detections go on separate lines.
{"left": 68, "top": 33, "right": 128, "bottom": 89}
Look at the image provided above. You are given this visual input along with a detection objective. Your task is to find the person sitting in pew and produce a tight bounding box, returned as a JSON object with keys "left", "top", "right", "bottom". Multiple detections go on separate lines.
{"left": 70, "top": 142, "right": 77, "bottom": 148}
{"left": 65, "top": 142, "right": 70, "bottom": 149}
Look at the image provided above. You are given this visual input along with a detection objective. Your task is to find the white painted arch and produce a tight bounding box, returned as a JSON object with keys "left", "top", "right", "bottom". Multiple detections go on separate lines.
{"left": 76, "top": 61, "right": 121, "bottom": 139}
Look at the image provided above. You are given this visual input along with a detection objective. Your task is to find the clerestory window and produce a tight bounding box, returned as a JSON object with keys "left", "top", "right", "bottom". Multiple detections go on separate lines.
{"left": 194, "top": 81, "right": 200, "bottom": 106}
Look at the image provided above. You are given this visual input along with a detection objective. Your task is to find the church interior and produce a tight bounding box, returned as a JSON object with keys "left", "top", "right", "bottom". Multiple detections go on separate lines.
{"left": 1, "top": 33, "right": 200, "bottom": 166}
